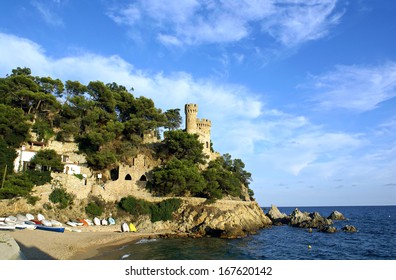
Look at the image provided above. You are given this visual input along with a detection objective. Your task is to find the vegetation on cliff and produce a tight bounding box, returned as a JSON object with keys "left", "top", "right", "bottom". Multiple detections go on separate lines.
{"left": 0, "top": 67, "right": 254, "bottom": 202}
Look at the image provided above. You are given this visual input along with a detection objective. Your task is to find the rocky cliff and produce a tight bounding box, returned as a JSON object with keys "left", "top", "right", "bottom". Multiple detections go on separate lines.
{"left": 0, "top": 196, "right": 271, "bottom": 239}
{"left": 135, "top": 198, "right": 272, "bottom": 238}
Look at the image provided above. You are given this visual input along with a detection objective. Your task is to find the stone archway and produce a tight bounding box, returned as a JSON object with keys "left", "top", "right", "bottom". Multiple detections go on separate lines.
{"left": 125, "top": 174, "right": 132, "bottom": 180}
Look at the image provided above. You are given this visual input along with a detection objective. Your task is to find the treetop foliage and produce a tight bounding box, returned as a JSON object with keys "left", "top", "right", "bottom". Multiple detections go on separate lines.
{"left": 0, "top": 67, "right": 254, "bottom": 202}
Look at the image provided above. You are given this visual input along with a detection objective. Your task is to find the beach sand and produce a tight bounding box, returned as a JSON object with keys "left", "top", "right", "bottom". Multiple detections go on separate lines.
{"left": 7, "top": 225, "right": 162, "bottom": 260}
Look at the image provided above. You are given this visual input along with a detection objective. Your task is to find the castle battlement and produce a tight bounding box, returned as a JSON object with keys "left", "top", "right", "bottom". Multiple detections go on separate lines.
{"left": 197, "top": 118, "right": 212, "bottom": 128}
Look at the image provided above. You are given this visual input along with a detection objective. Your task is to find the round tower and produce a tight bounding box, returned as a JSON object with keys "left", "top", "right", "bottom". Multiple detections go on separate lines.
{"left": 185, "top": 104, "right": 198, "bottom": 133}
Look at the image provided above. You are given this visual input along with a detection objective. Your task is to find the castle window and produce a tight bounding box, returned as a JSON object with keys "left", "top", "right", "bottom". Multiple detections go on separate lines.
{"left": 206, "top": 142, "right": 209, "bottom": 149}
{"left": 125, "top": 174, "right": 132, "bottom": 180}
{"left": 139, "top": 175, "right": 147, "bottom": 181}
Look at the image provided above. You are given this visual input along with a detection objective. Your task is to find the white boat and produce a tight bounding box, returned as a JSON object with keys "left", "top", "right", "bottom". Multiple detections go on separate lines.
{"left": 101, "top": 218, "right": 108, "bottom": 226}
{"left": 25, "top": 213, "right": 35, "bottom": 221}
{"left": 41, "top": 219, "right": 52, "bottom": 227}
{"left": 121, "top": 222, "right": 129, "bottom": 232}
{"left": 108, "top": 217, "right": 116, "bottom": 225}
{"left": 23, "top": 221, "right": 37, "bottom": 230}
{"left": 0, "top": 223, "right": 16, "bottom": 231}
{"left": 0, "top": 217, "right": 5, "bottom": 222}
{"left": 16, "top": 214, "right": 28, "bottom": 222}
{"left": 84, "top": 219, "right": 94, "bottom": 226}
{"left": 93, "top": 217, "right": 101, "bottom": 226}
{"left": 50, "top": 220, "right": 62, "bottom": 227}
{"left": 66, "top": 221, "right": 77, "bottom": 227}
{"left": 37, "top": 213, "right": 45, "bottom": 221}
{"left": 5, "top": 216, "right": 17, "bottom": 223}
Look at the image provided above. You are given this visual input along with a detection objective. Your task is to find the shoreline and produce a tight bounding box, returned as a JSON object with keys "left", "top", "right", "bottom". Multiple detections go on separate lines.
{"left": 6, "top": 225, "right": 174, "bottom": 260}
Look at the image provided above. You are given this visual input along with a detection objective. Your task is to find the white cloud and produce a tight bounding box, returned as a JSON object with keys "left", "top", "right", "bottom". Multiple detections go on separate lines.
{"left": 106, "top": 4, "right": 141, "bottom": 26}
{"left": 105, "top": 0, "right": 343, "bottom": 47}
{"left": 306, "top": 62, "right": 396, "bottom": 111}
{"left": 31, "top": 0, "right": 64, "bottom": 26}
{"left": 1, "top": 32, "right": 395, "bottom": 206}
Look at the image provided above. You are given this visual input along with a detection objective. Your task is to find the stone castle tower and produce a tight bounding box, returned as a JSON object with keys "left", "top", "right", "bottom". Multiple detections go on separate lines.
{"left": 185, "top": 103, "right": 212, "bottom": 157}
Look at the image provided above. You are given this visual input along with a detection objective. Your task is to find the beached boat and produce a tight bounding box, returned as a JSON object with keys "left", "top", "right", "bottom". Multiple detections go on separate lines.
{"left": 41, "top": 219, "right": 53, "bottom": 227}
{"left": 35, "top": 224, "right": 65, "bottom": 233}
{"left": 66, "top": 221, "right": 77, "bottom": 227}
{"left": 16, "top": 214, "right": 28, "bottom": 222}
{"left": 108, "top": 217, "right": 115, "bottom": 225}
{"left": 93, "top": 217, "right": 101, "bottom": 225}
{"left": 121, "top": 222, "right": 129, "bottom": 232}
{"left": 101, "top": 218, "right": 108, "bottom": 226}
{"left": 5, "top": 216, "right": 17, "bottom": 223}
{"left": 37, "top": 213, "right": 45, "bottom": 221}
{"left": 25, "top": 213, "right": 35, "bottom": 221}
{"left": 84, "top": 219, "right": 94, "bottom": 226}
{"left": 22, "top": 221, "right": 37, "bottom": 230}
{"left": 78, "top": 219, "right": 89, "bottom": 226}
{"left": 50, "top": 220, "right": 62, "bottom": 227}
{"left": 0, "top": 223, "right": 16, "bottom": 230}
{"left": 129, "top": 223, "right": 137, "bottom": 232}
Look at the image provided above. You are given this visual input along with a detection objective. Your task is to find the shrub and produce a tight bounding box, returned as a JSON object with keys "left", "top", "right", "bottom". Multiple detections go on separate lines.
{"left": 118, "top": 196, "right": 182, "bottom": 222}
{"left": 49, "top": 187, "right": 74, "bottom": 209}
{"left": 150, "top": 198, "right": 182, "bottom": 222}
{"left": 25, "top": 170, "right": 52, "bottom": 186}
{"left": 73, "top": 174, "right": 84, "bottom": 180}
{"left": 85, "top": 201, "right": 103, "bottom": 217}
{"left": 27, "top": 195, "right": 40, "bottom": 205}
{"left": 118, "top": 196, "right": 151, "bottom": 217}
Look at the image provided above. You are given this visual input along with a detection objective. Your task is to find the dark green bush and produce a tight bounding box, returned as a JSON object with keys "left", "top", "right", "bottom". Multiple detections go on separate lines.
{"left": 25, "top": 170, "right": 52, "bottom": 186}
{"left": 150, "top": 198, "right": 182, "bottom": 222}
{"left": 85, "top": 201, "right": 103, "bottom": 217}
{"left": 118, "top": 196, "right": 182, "bottom": 222}
{"left": 49, "top": 187, "right": 74, "bottom": 209}
{"left": 118, "top": 196, "right": 151, "bottom": 217}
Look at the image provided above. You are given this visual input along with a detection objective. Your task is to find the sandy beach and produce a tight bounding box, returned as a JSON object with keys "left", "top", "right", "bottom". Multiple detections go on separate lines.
{"left": 7, "top": 226, "right": 163, "bottom": 260}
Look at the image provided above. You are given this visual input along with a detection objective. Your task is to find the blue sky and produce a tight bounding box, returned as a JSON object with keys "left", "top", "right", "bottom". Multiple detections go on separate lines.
{"left": 0, "top": 0, "right": 395, "bottom": 206}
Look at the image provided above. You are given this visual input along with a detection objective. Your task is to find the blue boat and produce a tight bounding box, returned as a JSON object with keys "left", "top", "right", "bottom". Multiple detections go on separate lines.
{"left": 35, "top": 224, "right": 65, "bottom": 233}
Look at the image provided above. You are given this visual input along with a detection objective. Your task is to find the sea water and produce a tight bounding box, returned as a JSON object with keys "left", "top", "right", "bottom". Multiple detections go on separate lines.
{"left": 89, "top": 206, "right": 396, "bottom": 260}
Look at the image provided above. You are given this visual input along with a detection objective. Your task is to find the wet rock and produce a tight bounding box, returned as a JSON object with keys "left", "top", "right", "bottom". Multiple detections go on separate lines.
{"left": 289, "top": 208, "right": 311, "bottom": 226}
{"left": 318, "top": 225, "right": 337, "bottom": 233}
{"left": 327, "top": 211, "right": 347, "bottom": 220}
{"left": 290, "top": 209, "right": 333, "bottom": 229}
{"left": 266, "top": 205, "right": 289, "bottom": 224}
{"left": 342, "top": 225, "right": 357, "bottom": 232}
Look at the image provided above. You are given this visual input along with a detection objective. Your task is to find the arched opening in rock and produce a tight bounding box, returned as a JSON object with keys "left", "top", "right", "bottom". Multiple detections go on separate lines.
{"left": 125, "top": 174, "right": 132, "bottom": 180}
{"left": 110, "top": 167, "right": 119, "bottom": 181}
{"left": 139, "top": 174, "right": 147, "bottom": 181}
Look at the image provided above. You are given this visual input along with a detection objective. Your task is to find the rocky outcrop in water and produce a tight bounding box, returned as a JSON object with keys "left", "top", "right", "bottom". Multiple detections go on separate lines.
{"left": 289, "top": 208, "right": 333, "bottom": 229}
{"left": 266, "top": 204, "right": 289, "bottom": 225}
{"left": 342, "top": 225, "right": 357, "bottom": 232}
{"left": 327, "top": 210, "right": 347, "bottom": 220}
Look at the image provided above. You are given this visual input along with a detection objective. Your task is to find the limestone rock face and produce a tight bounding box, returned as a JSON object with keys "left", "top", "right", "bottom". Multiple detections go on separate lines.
{"left": 136, "top": 199, "right": 271, "bottom": 238}
{"left": 174, "top": 200, "right": 272, "bottom": 238}
{"left": 327, "top": 211, "right": 347, "bottom": 220}
{"left": 289, "top": 209, "right": 333, "bottom": 229}
{"left": 266, "top": 205, "right": 289, "bottom": 224}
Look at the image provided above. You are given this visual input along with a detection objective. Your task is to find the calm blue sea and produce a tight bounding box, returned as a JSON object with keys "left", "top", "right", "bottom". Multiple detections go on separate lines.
{"left": 90, "top": 206, "right": 396, "bottom": 260}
